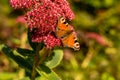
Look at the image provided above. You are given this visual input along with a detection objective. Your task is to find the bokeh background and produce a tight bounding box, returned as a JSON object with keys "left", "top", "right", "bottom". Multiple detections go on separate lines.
{"left": 0, "top": 0, "right": 120, "bottom": 80}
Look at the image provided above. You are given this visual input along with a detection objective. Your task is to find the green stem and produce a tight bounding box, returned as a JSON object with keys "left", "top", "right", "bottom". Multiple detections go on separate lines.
{"left": 38, "top": 47, "right": 51, "bottom": 65}
{"left": 31, "top": 45, "right": 51, "bottom": 80}
{"left": 31, "top": 44, "right": 43, "bottom": 80}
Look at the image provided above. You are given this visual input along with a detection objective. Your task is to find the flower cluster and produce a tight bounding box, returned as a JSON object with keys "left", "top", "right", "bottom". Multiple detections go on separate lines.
{"left": 10, "top": 0, "right": 37, "bottom": 9}
{"left": 10, "top": 0, "right": 75, "bottom": 49}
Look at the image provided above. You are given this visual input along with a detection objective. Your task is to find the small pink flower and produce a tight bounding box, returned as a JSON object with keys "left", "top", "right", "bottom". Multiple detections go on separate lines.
{"left": 44, "top": 34, "right": 61, "bottom": 49}
{"left": 53, "top": 0, "right": 75, "bottom": 20}
{"left": 10, "top": 0, "right": 75, "bottom": 49}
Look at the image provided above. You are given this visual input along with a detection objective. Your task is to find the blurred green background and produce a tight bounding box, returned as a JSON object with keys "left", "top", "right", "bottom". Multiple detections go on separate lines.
{"left": 0, "top": 0, "right": 120, "bottom": 80}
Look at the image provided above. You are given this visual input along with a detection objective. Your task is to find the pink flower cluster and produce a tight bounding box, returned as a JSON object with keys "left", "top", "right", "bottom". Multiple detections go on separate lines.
{"left": 10, "top": 0, "right": 37, "bottom": 9}
{"left": 10, "top": 0, "right": 75, "bottom": 49}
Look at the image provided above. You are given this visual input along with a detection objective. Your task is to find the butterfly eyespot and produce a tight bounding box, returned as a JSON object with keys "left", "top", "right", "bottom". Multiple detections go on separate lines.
{"left": 76, "top": 43, "right": 79, "bottom": 47}
{"left": 60, "top": 17, "right": 66, "bottom": 23}
{"left": 74, "top": 42, "right": 80, "bottom": 50}
{"left": 61, "top": 18, "right": 65, "bottom": 21}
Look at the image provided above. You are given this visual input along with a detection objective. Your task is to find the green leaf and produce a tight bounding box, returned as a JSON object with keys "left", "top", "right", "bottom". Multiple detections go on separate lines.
{"left": 1, "top": 44, "right": 62, "bottom": 79}
{"left": 36, "top": 65, "right": 61, "bottom": 80}
{"left": 44, "top": 49, "right": 63, "bottom": 69}
{"left": 17, "top": 48, "right": 34, "bottom": 57}
{"left": 0, "top": 72, "right": 17, "bottom": 80}
{"left": 16, "top": 48, "right": 35, "bottom": 68}
{"left": 1, "top": 44, "right": 33, "bottom": 74}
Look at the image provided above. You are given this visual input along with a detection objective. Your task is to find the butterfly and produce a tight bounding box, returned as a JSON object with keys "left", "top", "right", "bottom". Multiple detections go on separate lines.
{"left": 56, "top": 17, "right": 80, "bottom": 51}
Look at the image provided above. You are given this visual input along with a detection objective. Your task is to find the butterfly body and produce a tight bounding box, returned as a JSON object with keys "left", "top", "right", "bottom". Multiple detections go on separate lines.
{"left": 56, "top": 17, "right": 80, "bottom": 51}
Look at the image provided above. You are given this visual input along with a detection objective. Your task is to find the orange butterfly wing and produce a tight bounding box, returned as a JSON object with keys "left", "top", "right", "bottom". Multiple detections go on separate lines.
{"left": 56, "top": 17, "right": 72, "bottom": 38}
{"left": 56, "top": 17, "right": 80, "bottom": 50}
{"left": 62, "top": 32, "right": 80, "bottom": 50}
{"left": 61, "top": 33, "right": 74, "bottom": 47}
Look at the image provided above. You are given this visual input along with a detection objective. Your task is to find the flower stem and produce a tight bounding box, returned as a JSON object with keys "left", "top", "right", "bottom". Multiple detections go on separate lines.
{"left": 31, "top": 43, "right": 43, "bottom": 80}
{"left": 38, "top": 47, "right": 51, "bottom": 65}
{"left": 31, "top": 44, "right": 51, "bottom": 80}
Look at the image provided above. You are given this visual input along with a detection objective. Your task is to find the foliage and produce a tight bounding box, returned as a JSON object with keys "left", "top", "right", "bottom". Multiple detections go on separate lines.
{"left": 0, "top": 43, "right": 63, "bottom": 80}
{"left": 0, "top": 0, "right": 120, "bottom": 80}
